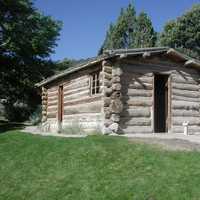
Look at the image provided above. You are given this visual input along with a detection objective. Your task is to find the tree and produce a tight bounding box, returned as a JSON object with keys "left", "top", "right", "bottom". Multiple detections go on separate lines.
{"left": 134, "top": 11, "right": 157, "bottom": 48}
{"left": 99, "top": 3, "right": 157, "bottom": 54}
{"left": 0, "top": 0, "right": 62, "bottom": 121}
{"left": 160, "top": 4, "right": 200, "bottom": 59}
{"left": 99, "top": 3, "right": 137, "bottom": 53}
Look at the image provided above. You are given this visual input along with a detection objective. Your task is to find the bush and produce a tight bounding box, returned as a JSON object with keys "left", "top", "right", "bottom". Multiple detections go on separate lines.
{"left": 29, "top": 105, "right": 42, "bottom": 125}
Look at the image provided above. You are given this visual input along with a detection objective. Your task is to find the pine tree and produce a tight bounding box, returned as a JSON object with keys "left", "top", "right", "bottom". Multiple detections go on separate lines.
{"left": 99, "top": 3, "right": 137, "bottom": 53}
{"left": 160, "top": 4, "right": 200, "bottom": 59}
{"left": 134, "top": 12, "right": 157, "bottom": 48}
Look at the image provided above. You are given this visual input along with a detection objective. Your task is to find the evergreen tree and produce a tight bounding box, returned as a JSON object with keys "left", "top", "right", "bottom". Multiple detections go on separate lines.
{"left": 134, "top": 12, "right": 157, "bottom": 48}
{"left": 99, "top": 3, "right": 157, "bottom": 54}
{"left": 160, "top": 4, "right": 200, "bottom": 59}
{"left": 99, "top": 3, "right": 137, "bottom": 53}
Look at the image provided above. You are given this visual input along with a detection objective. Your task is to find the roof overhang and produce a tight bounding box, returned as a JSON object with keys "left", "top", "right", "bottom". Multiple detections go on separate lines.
{"left": 36, "top": 47, "right": 200, "bottom": 87}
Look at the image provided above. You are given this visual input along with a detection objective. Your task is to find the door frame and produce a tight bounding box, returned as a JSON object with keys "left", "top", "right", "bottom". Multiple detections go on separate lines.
{"left": 153, "top": 73, "right": 171, "bottom": 133}
{"left": 58, "top": 85, "right": 64, "bottom": 131}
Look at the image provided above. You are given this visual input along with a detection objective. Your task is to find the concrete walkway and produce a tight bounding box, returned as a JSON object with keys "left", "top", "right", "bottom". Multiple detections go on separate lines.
{"left": 118, "top": 133, "right": 200, "bottom": 145}
{"left": 21, "top": 126, "right": 86, "bottom": 138}
{"left": 22, "top": 126, "right": 200, "bottom": 149}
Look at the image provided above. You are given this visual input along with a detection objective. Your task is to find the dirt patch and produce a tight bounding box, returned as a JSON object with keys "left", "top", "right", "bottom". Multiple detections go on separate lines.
{"left": 129, "top": 137, "right": 200, "bottom": 151}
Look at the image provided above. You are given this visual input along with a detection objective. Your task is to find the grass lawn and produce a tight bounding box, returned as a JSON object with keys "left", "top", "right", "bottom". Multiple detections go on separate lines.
{"left": 0, "top": 131, "right": 200, "bottom": 200}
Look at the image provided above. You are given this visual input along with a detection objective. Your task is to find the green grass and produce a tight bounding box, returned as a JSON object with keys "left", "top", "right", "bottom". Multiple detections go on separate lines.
{"left": 1, "top": 131, "right": 200, "bottom": 200}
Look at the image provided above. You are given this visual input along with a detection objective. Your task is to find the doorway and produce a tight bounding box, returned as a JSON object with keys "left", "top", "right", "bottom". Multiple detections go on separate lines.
{"left": 154, "top": 74, "right": 169, "bottom": 133}
{"left": 58, "top": 85, "right": 63, "bottom": 124}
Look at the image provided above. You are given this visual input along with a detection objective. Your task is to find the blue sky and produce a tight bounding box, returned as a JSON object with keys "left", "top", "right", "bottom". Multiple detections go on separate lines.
{"left": 35, "top": 0, "right": 199, "bottom": 61}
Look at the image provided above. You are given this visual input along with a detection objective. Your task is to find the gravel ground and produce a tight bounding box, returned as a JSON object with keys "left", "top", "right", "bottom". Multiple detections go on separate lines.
{"left": 129, "top": 137, "right": 200, "bottom": 151}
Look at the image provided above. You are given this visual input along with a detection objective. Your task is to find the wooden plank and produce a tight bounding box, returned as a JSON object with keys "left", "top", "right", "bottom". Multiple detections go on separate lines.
{"left": 121, "top": 107, "right": 151, "bottom": 117}
{"left": 172, "top": 89, "right": 200, "bottom": 98}
{"left": 64, "top": 91, "right": 90, "bottom": 102}
{"left": 121, "top": 82, "right": 153, "bottom": 90}
{"left": 120, "top": 117, "right": 151, "bottom": 126}
{"left": 172, "top": 101, "right": 199, "bottom": 110}
{"left": 64, "top": 96, "right": 102, "bottom": 106}
{"left": 63, "top": 86, "right": 89, "bottom": 96}
{"left": 64, "top": 101, "right": 102, "bottom": 114}
{"left": 172, "top": 82, "right": 199, "bottom": 91}
{"left": 173, "top": 117, "right": 200, "bottom": 126}
{"left": 123, "top": 99, "right": 152, "bottom": 107}
{"left": 121, "top": 89, "right": 152, "bottom": 97}
{"left": 172, "top": 95, "right": 200, "bottom": 103}
{"left": 172, "top": 109, "right": 200, "bottom": 117}
{"left": 120, "top": 126, "right": 152, "bottom": 134}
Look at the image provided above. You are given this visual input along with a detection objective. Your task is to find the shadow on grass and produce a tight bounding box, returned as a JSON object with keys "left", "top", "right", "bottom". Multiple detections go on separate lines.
{"left": 0, "top": 120, "right": 25, "bottom": 133}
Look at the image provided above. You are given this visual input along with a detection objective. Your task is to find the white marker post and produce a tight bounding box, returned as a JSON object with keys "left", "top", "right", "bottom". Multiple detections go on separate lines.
{"left": 183, "top": 121, "right": 189, "bottom": 135}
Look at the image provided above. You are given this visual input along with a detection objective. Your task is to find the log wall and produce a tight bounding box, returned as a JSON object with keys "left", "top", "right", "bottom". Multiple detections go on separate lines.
{"left": 43, "top": 64, "right": 103, "bottom": 133}
{"left": 119, "top": 57, "right": 200, "bottom": 134}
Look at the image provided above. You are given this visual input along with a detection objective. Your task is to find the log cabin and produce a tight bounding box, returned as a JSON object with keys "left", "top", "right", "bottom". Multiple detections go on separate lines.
{"left": 36, "top": 47, "right": 200, "bottom": 135}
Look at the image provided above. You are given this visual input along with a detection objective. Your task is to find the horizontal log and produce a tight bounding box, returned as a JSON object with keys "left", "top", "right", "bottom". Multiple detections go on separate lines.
{"left": 172, "top": 82, "right": 199, "bottom": 91}
{"left": 123, "top": 60, "right": 198, "bottom": 76}
{"left": 47, "top": 96, "right": 57, "bottom": 101}
{"left": 47, "top": 90, "right": 58, "bottom": 96}
{"left": 121, "top": 82, "right": 152, "bottom": 90}
{"left": 47, "top": 87, "right": 57, "bottom": 93}
{"left": 121, "top": 107, "right": 151, "bottom": 117}
{"left": 172, "top": 109, "right": 200, "bottom": 117}
{"left": 104, "top": 66, "right": 112, "bottom": 73}
{"left": 123, "top": 99, "right": 152, "bottom": 107}
{"left": 172, "top": 89, "right": 200, "bottom": 98}
{"left": 64, "top": 101, "right": 102, "bottom": 114}
{"left": 122, "top": 89, "right": 152, "bottom": 97}
{"left": 62, "top": 121, "right": 102, "bottom": 129}
{"left": 122, "top": 66, "right": 154, "bottom": 76}
{"left": 63, "top": 75, "right": 88, "bottom": 85}
{"left": 63, "top": 79, "right": 89, "bottom": 91}
{"left": 172, "top": 76, "right": 198, "bottom": 84}
{"left": 122, "top": 96, "right": 152, "bottom": 102}
{"left": 172, "top": 95, "right": 200, "bottom": 103}
{"left": 122, "top": 75, "right": 153, "bottom": 84}
{"left": 64, "top": 91, "right": 90, "bottom": 101}
{"left": 104, "top": 72, "right": 112, "bottom": 80}
{"left": 64, "top": 96, "right": 102, "bottom": 106}
{"left": 172, "top": 126, "right": 200, "bottom": 134}
{"left": 47, "top": 106, "right": 57, "bottom": 112}
{"left": 47, "top": 100, "right": 58, "bottom": 107}
{"left": 47, "top": 113, "right": 57, "bottom": 118}
{"left": 120, "top": 117, "right": 151, "bottom": 126}
{"left": 172, "top": 101, "right": 199, "bottom": 110}
{"left": 63, "top": 113, "right": 102, "bottom": 119}
{"left": 64, "top": 87, "right": 89, "bottom": 97}
{"left": 173, "top": 117, "right": 200, "bottom": 126}
{"left": 63, "top": 86, "right": 89, "bottom": 96}
{"left": 120, "top": 126, "right": 152, "bottom": 134}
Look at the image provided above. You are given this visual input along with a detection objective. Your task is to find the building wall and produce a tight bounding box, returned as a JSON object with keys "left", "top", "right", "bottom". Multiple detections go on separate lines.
{"left": 44, "top": 64, "right": 104, "bottom": 133}
{"left": 119, "top": 57, "right": 200, "bottom": 134}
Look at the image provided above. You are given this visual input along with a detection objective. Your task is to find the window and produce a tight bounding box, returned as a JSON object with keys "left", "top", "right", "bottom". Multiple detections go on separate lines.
{"left": 90, "top": 71, "right": 100, "bottom": 95}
